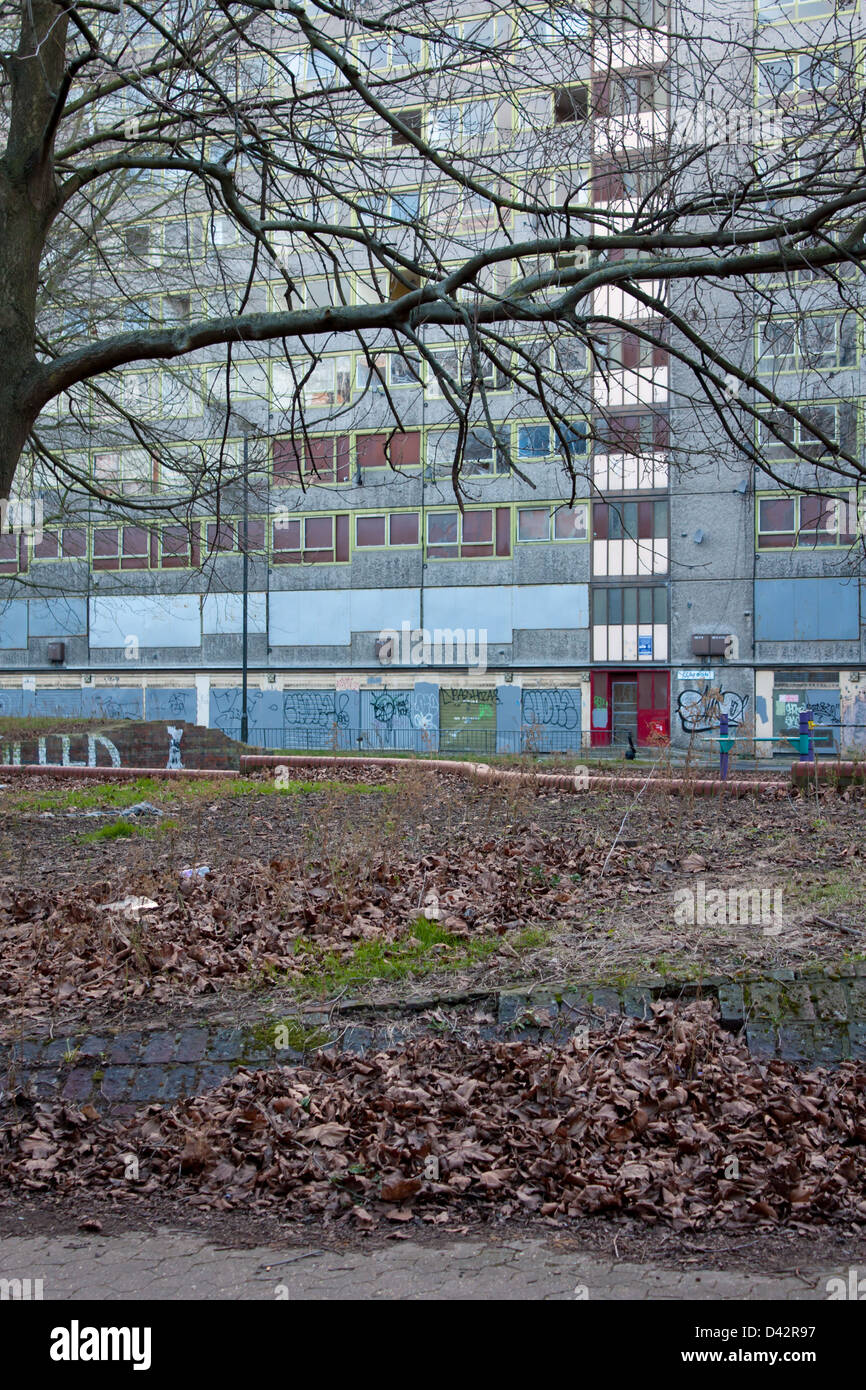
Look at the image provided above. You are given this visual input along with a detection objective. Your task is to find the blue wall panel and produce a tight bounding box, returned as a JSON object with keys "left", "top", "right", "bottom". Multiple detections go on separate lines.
{"left": 144, "top": 687, "right": 197, "bottom": 723}
{"left": 28, "top": 598, "right": 87, "bottom": 637}
{"left": 755, "top": 578, "right": 860, "bottom": 641}
{"left": 0, "top": 601, "right": 27, "bottom": 649}
{"left": 522, "top": 688, "right": 582, "bottom": 751}
{"left": 360, "top": 687, "right": 437, "bottom": 751}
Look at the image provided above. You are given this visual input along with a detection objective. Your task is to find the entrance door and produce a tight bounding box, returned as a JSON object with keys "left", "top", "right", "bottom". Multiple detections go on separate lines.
{"left": 637, "top": 670, "right": 670, "bottom": 744}
{"left": 611, "top": 679, "right": 638, "bottom": 748}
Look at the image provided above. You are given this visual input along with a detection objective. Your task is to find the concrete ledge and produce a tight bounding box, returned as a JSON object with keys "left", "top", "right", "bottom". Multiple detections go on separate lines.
{"left": 241, "top": 753, "right": 786, "bottom": 797}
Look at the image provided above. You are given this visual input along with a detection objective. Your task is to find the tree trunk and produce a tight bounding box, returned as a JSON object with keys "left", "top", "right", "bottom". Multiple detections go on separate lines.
{"left": 0, "top": 1, "right": 67, "bottom": 497}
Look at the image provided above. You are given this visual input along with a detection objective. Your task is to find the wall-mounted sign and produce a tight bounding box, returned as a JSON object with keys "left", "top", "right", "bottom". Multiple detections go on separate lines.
{"left": 638, "top": 635, "right": 653, "bottom": 657}
{"left": 677, "top": 669, "right": 713, "bottom": 681}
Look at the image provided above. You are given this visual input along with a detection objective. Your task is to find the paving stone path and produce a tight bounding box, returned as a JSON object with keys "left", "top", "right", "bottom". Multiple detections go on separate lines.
{"left": 0, "top": 1229, "right": 842, "bottom": 1300}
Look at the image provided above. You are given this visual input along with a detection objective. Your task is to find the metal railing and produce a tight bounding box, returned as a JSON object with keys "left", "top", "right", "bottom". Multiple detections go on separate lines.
{"left": 216, "top": 725, "right": 589, "bottom": 757}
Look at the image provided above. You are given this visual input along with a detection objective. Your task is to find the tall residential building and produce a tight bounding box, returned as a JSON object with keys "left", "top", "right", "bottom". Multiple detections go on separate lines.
{"left": 0, "top": 0, "right": 863, "bottom": 758}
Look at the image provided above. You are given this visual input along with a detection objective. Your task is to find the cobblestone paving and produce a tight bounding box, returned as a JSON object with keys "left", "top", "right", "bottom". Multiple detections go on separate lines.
{"left": 3, "top": 968, "right": 865, "bottom": 1116}
{"left": 0, "top": 1230, "right": 840, "bottom": 1300}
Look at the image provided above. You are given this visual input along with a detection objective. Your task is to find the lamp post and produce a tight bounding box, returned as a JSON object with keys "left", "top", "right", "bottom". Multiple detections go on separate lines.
{"left": 241, "top": 429, "right": 249, "bottom": 745}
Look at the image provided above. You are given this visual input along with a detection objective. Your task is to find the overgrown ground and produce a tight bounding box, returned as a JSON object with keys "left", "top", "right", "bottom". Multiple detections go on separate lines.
{"left": 2, "top": 763, "right": 866, "bottom": 1252}
{"left": 0, "top": 763, "right": 863, "bottom": 1035}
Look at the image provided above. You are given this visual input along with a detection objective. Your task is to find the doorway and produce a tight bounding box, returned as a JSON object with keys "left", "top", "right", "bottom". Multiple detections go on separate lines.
{"left": 591, "top": 670, "right": 670, "bottom": 747}
{"left": 611, "top": 679, "right": 638, "bottom": 748}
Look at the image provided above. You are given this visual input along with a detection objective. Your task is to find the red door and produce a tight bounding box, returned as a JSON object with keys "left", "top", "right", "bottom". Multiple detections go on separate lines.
{"left": 592, "top": 670, "right": 670, "bottom": 746}
{"left": 637, "top": 670, "right": 670, "bottom": 745}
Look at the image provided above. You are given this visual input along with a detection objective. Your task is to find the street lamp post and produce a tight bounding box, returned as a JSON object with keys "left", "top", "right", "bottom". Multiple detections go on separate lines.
{"left": 241, "top": 430, "right": 249, "bottom": 745}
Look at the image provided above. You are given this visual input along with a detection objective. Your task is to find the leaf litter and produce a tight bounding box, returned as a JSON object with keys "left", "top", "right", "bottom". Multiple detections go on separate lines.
{"left": 2, "top": 1002, "right": 865, "bottom": 1232}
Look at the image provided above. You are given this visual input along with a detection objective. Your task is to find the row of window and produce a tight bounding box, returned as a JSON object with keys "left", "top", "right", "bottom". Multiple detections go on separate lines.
{"left": 35, "top": 412, "right": 672, "bottom": 498}
{"left": 38, "top": 396, "right": 860, "bottom": 503}
{"left": 63, "top": 323, "right": 857, "bottom": 429}
{"left": 0, "top": 503, "right": 592, "bottom": 574}
{"left": 8, "top": 489, "right": 857, "bottom": 579}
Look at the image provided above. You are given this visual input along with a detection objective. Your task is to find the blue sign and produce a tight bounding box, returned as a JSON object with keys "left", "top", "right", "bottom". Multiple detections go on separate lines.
{"left": 638, "top": 635, "right": 653, "bottom": 657}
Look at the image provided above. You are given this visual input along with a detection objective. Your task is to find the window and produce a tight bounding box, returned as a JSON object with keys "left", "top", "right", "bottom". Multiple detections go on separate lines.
{"left": 392, "top": 108, "right": 423, "bottom": 145}
{"left": 606, "top": 72, "right": 666, "bottom": 116}
{"left": 758, "top": 314, "right": 857, "bottom": 372}
{"left": 93, "top": 525, "right": 150, "bottom": 570}
{"left": 390, "top": 512, "right": 420, "bottom": 546}
{"left": 595, "top": 411, "right": 668, "bottom": 454}
{"left": 93, "top": 450, "right": 154, "bottom": 496}
{"left": 592, "top": 584, "right": 669, "bottom": 662}
{"left": 757, "top": 496, "right": 796, "bottom": 548}
{"left": 123, "top": 226, "right": 150, "bottom": 261}
{"left": 356, "top": 514, "right": 386, "bottom": 548}
{"left": 391, "top": 191, "right": 420, "bottom": 223}
{"left": 0, "top": 532, "right": 22, "bottom": 575}
{"left": 122, "top": 373, "right": 160, "bottom": 419}
{"left": 463, "top": 428, "right": 509, "bottom": 476}
{"left": 359, "top": 32, "right": 421, "bottom": 70}
{"left": 332, "top": 510, "right": 421, "bottom": 551}
{"left": 297, "top": 356, "right": 351, "bottom": 407}
{"left": 551, "top": 336, "right": 588, "bottom": 378}
{"left": 160, "top": 523, "right": 197, "bottom": 569}
{"left": 427, "top": 511, "right": 459, "bottom": 556}
{"left": 757, "top": 492, "right": 856, "bottom": 549}
{"left": 123, "top": 300, "right": 153, "bottom": 332}
{"left": 304, "top": 49, "right": 339, "bottom": 86}
{"left": 758, "top": 48, "right": 851, "bottom": 104}
{"left": 426, "top": 428, "right": 507, "bottom": 477}
{"left": 518, "top": 424, "right": 553, "bottom": 460}
{"left": 759, "top": 0, "right": 855, "bottom": 18}
{"left": 357, "top": 431, "right": 421, "bottom": 471}
{"left": 163, "top": 295, "right": 191, "bottom": 323}
{"left": 271, "top": 514, "right": 349, "bottom": 564}
{"left": 758, "top": 402, "right": 856, "bottom": 461}
{"left": 602, "top": 0, "right": 666, "bottom": 29}
{"left": 518, "top": 507, "right": 551, "bottom": 541}
{"left": 390, "top": 353, "right": 422, "bottom": 387}
{"left": 427, "top": 345, "right": 507, "bottom": 395}
{"left": 206, "top": 520, "right": 237, "bottom": 553}
{"left": 426, "top": 507, "right": 511, "bottom": 559}
{"left": 554, "top": 505, "right": 589, "bottom": 540}
{"left": 273, "top": 434, "right": 350, "bottom": 485}
{"left": 594, "top": 328, "right": 661, "bottom": 372}
{"left": 554, "top": 85, "right": 588, "bottom": 124}
{"left": 430, "top": 99, "right": 497, "bottom": 150}
{"left": 33, "top": 527, "right": 87, "bottom": 560}
{"left": 461, "top": 345, "right": 507, "bottom": 391}
{"left": 524, "top": 6, "right": 589, "bottom": 43}
{"left": 517, "top": 504, "right": 588, "bottom": 541}
{"left": 593, "top": 500, "right": 669, "bottom": 575}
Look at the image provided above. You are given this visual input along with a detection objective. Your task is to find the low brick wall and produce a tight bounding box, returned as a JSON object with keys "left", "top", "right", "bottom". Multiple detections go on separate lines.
{"left": 0, "top": 720, "right": 246, "bottom": 771}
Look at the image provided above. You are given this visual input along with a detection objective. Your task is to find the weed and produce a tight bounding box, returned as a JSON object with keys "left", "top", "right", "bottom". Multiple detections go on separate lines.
{"left": 80, "top": 819, "right": 136, "bottom": 842}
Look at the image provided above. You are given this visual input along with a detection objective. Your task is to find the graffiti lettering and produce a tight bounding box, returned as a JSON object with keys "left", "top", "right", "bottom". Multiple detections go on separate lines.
{"left": 166, "top": 725, "right": 183, "bottom": 770}
{"left": 677, "top": 686, "right": 749, "bottom": 733}
{"left": 1, "top": 733, "right": 121, "bottom": 768}
{"left": 369, "top": 692, "right": 410, "bottom": 728}
{"left": 282, "top": 691, "right": 350, "bottom": 728}
{"left": 522, "top": 689, "right": 580, "bottom": 731}
{"left": 439, "top": 689, "right": 500, "bottom": 707}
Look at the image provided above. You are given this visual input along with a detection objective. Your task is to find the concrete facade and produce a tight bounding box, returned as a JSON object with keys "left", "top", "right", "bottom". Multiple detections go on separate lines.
{"left": 1, "top": 0, "right": 863, "bottom": 756}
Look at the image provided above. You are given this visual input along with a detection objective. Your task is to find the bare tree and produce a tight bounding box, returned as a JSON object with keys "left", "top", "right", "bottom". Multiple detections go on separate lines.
{"left": 0, "top": 0, "right": 864, "bottom": 535}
